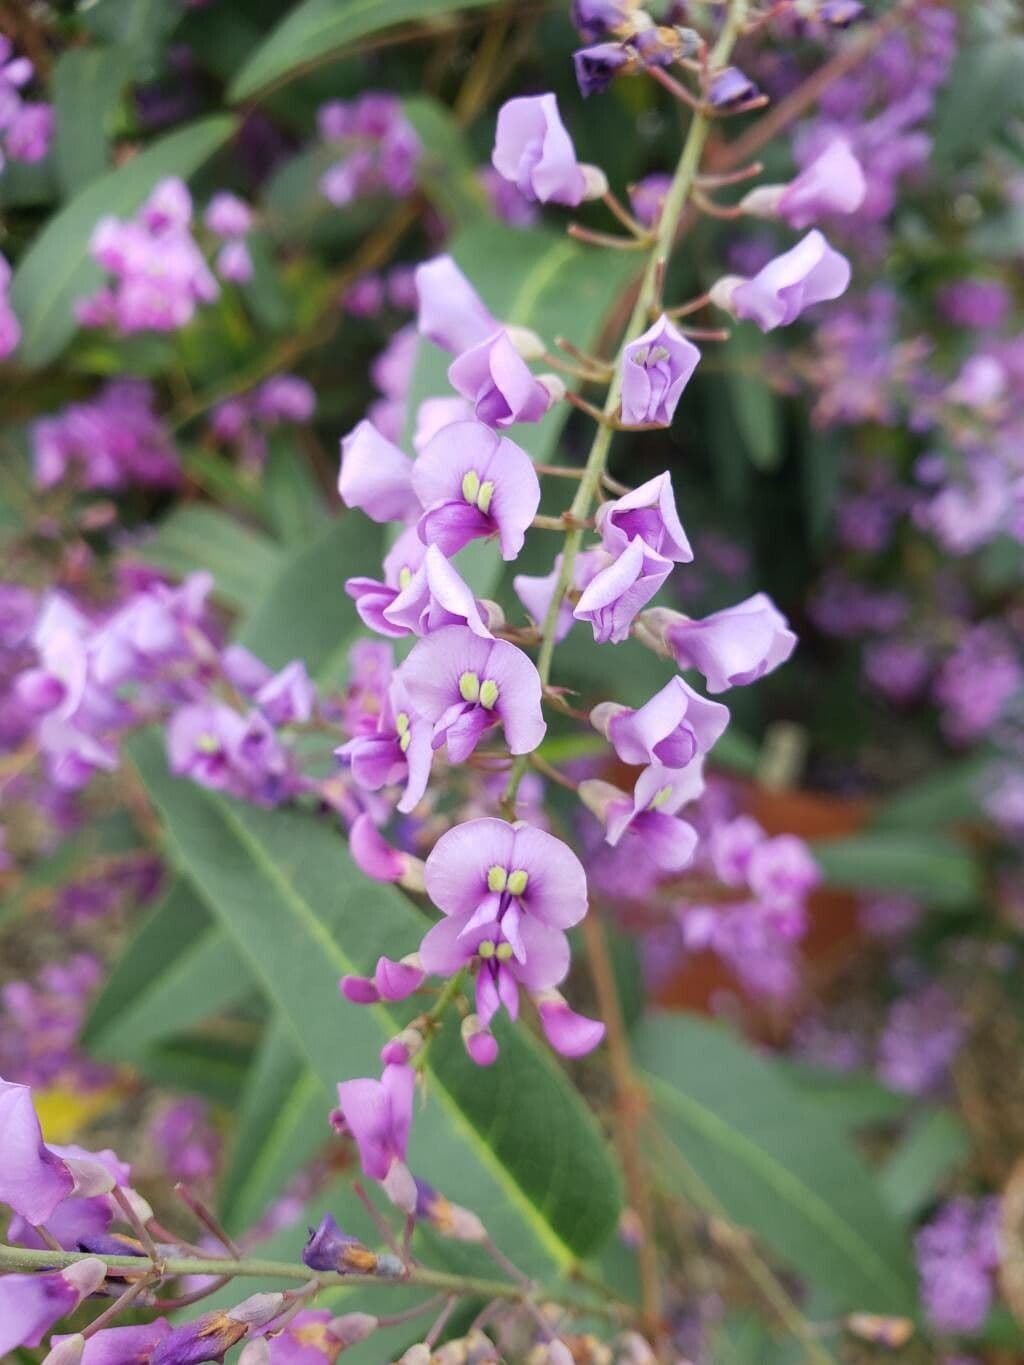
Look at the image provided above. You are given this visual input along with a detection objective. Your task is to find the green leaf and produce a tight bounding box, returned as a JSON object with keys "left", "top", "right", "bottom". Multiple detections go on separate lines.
{"left": 237, "top": 515, "right": 382, "bottom": 678}
{"left": 229, "top": 0, "right": 501, "bottom": 101}
{"left": 636, "top": 1012, "right": 917, "bottom": 1314}
{"left": 724, "top": 328, "right": 781, "bottom": 471}
{"left": 812, "top": 831, "right": 981, "bottom": 908}
{"left": 135, "top": 504, "right": 284, "bottom": 612}
{"left": 933, "top": 37, "right": 1024, "bottom": 164}
{"left": 128, "top": 731, "right": 622, "bottom": 1272}
{"left": 780, "top": 1062, "right": 911, "bottom": 1132}
{"left": 879, "top": 1111, "right": 968, "bottom": 1223}
{"left": 263, "top": 434, "right": 331, "bottom": 546}
{"left": 871, "top": 757, "right": 989, "bottom": 830}
{"left": 404, "top": 96, "right": 486, "bottom": 228}
{"left": 83, "top": 878, "right": 256, "bottom": 1058}
{"left": 130, "top": 1034, "right": 254, "bottom": 1106}
{"left": 9, "top": 115, "right": 237, "bottom": 368}
{"left": 219, "top": 1020, "right": 328, "bottom": 1233}
{"left": 80, "top": 0, "right": 185, "bottom": 78}
{"left": 52, "top": 47, "right": 132, "bottom": 196}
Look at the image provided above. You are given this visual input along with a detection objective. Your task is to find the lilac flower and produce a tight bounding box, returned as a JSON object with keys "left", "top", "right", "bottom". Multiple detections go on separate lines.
{"left": 401, "top": 626, "right": 545, "bottom": 762}
{"left": 629, "top": 173, "right": 671, "bottom": 228}
{"left": 580, "top": 761, "right": 704, "bottom": 871}
{"left": 571, "top": 0, "right": 636, "bottom": 41}
{"left": 31, "top": 381, "right": 180, "bottom": 492}
{"left": 877, "top": 984, "right": 962, "bottom": 1095}
{"left": 619, "top": 317, "right": 701, "bottom": 427}
{"left": 167, "top": 703, "right": 249, "bottom": 793}
{"left": 50, "top": 1322, "right": 172, "bottom": 1365}
{"left": 335, "top": 1063, "right": 416, "bottom": 1210}
{"left": 491, "top": 94, "right": 605, "bottom": 206}
{"left": 597, "top": 471, "right": 693, "bottom": 562}
{"left": 916, "top": 1198, "right": 1000, "bottom": 1335}
{"left": 477, "top": 166, "right": 539, "bottom": 226}
{"left": 573, "top": 536, "right": 673, "bottom": 644}
{"left": 0, "top": 1076, "right": 76, "bottom": 1223}
{"left": 710, "top": 230, "right": 851, "bottom": 332}
{"left": 514, "top": 548, "right": 607, "bottom": 641}
{"left": 534, "top": 990, "right": 605, "bottom": 1057}
{"left": 303, "top": 1213, "right": 399, "bottom": 1275}
{"left": 318, "top": 93, "right": 420, "bottom": 206}
{"left": 379, "top": 543, "right": 495, "bottom": 640}
{"left": 255, "top": 376, "right": 315, "bottom": 425}
{"left": 345, "top": 525, "right": 428, "bottom": 638}
{"left": 741, "top": 139, "right": 866, "bottom": 228}
{"left": 420, "top": 818, "right": 588, "bottom": 1032}
{"left": 216, "top": 239, "right": 253, "bottom": 283}
{"left": 338, "top": 419, "right": 418, "bottom": 524}
{"left": 0, "top": 1260, "right": 106, "bottom": 1354}
{"left": 412, "top": 420, "right": 541, "bottom": 560}
{"left": 448, "top": 329, "right": 560, "bottom": 428}
{"left": 638, "top": 594, "right": 797, "bottom": 692}
{"left": 150, "top": 1295, "right": 286, "bottom": 1365}
{"left": 204, "top": 191, "right": 252, "bottom": 238}
{"left": 412, "top": 395, "right": 475, "bottom": 452}
{"left": 414, "top": 254, "right": 499, "bottom": 355}
{"left": 591, "top": 676, "right": 729, "bottom": 768}
{"left": 340, "top": 925, "right": 424, "bottom": 1001}
{"left": 337, "top": 672, "right": 433, "bottom": 814}
{"left": 346, "top": 814, "right": 412, "bottom": 889}
{"left": 148, "top": 1097, "right": 220, "bottom": 1183}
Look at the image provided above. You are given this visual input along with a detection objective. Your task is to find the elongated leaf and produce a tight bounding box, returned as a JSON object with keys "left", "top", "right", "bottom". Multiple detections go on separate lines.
{"left": 131, "top": 1034, "right": 254, "bottom": 1106}
{"left": 404, "top": 96, "right": 486, "bottom": 228}
{"left": 10, "top": 115, "right": 237, "bottom": 367}
{"left": 135, "top": 505, "right": 284, "bottom": 612}
{"left": 80, "top": 0, "right": 185, "bottom": 75}
{"left": 220, "top": 1020, "right": 328, "bottom": 1233}
{"left": 229, "top": 0, "right": 500, "bottom": 101}
{"left": 83, "top": 879, "right": 256, "bottom": 1057}
{"left": 238, "top": 515, "right": 382, "bottom": 678}
{"left": 933, "top": 37, "right": 1024, "bottom": 164}
{"left": 812, "top": 831, "right": 981, "bottom": 908}
{"left": 724, "top": 329, "right": 781, "bottom": 471}
{"left": 636, "top": 1013, "right": 917, "bottom": 1314}
{"left": 871, "top": 757, "right": 989, "bottom": 830}
{"left": 263, "top": 435, "right": 331, "bottom": 546}
{"left": 52, "top": 48, "right": 131, "bottom": 196}
{"left": 129, "top": 731, "right": 622, "bottom": 1272}
{"left": 780, "top": 1061, "right": 911, "bottom": 1131}
{"left": 879, "top": 1111, "right": 968, "bottom": 1222}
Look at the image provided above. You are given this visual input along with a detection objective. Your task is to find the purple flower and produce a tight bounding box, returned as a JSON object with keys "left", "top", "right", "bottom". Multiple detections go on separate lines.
{"left": 303, "top": 1214, "right": 398, "bottom": 1275}
{"left": 51, "top": 1322, "right": 172, "bottom": 1365}
{"left": 491, "top": 94, "right": 604, "bottom": 206}
{"left": 591, "top": 676, "right": 729, "bottom": 768}
{"left": 513, "top": 548, "right": 606, "bottom": 642}
{"left": 710, "top": 230, "right": 851, "bottom": 332}
{"left": 0, "top": 251, "right": 19, "bottom": 359}
{"left": 379, "top": 543, "right": 495, "bottom": 640}
{"left": 337, "top": 673, "right": 433, "bottom": 814}
{"left": 597, "top": 471, "right": 693, "bottom": 562}
{"left": 419, "top": 818, "right": 588, "bottom": 1028}
{"left": 573, "top": 536, "right": 673, "bottom": 644}
{"left": 0, "top": 1076, "right": 76, "bottom": 1223}
{"left": 415, "top": 254, "right": 498, "bottom": 356}
{"left": 708, "top": 66, "right": 759, "bottom": 108}
{"left": 204, "top": 192, "right": 252, "bottom": 238}
{"left": 216, "top": 239, "right": 253, "bottom": 283}
{"left": 477, "top": 166, "right": 539, "bottom": 227}
{"left": 31, "top": 381, "right": 179, "bottom": 492}
{"left": 629, "top": 173, "right": 671, "bottom": 228}
{"left": 346, "top": 813, "right": 409, "bottom": 888}
{"left": 0, "top": 1259, "right": 106, "bottom": 1353}
{"left": 580, "top": 761, "right": 704, "bottom": 871}
{"left": 338, "top": 420, "right": 418, "bottom": 524}
{"left": 619, "top": 317, "right": 701, "bottom": 427}
{"left": 574, "top": 43, "right": 634, "bottom": 98}
{"left": 534, "top": 990, "right": 605, "bottom": 1057}
{"left": 742, "top": 140, "right": 866, "bottom": 229}
{"left": 400, "top": 626, "right": 545, "bottom": 762}
{"left": 256, "top": 660, "right": 315, "bottom": 725}
{"left": 335, "top": 1063, "right": 416, "bottom": 1210}
{"left": 412, "top": 397, "right": 475, "bottom": 452}
{"left": 5, "top": 101, "right": 54, "bottom": 161}
{"left": 412, "top": 420, "right": 540, "bottom": 560}
{"left": 877, "top": 985, "right": 962, "bottom": 1095}
{"left": 916, "top": 1197, "right": 999, "bottom": 1336}
{"left": 345, "top": 525, "right": 428, "bottom": 639}
{"left": 448, "top": 330, "right": 559, "bottom": 428}
{"left": 571, "top": 0, "right": 635, "bottom": 41}
{"left": 640, "top": 594, "right": 797, "bottom": 692}
{"left": 167, "top": 702, "right": 248, "bottom": 792}
{"left": 150, "top": 1296, "right": 285, "bottom": 1365}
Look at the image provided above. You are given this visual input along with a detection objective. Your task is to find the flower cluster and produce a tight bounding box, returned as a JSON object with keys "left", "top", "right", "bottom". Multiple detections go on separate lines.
{"left": 0, "top": 36, "right": 53, "bottom": 170}
{"left": 31, "top": 380, "right": 180, "bottom": 492}
{"left": 209, "top": 373, "right": 317, "bottom": 470}
{"left": 916, "top": 1196, "right": 1001, "bottom": 1335}
{"left": 318, "top": 93, "right": 421, "bottom": 206}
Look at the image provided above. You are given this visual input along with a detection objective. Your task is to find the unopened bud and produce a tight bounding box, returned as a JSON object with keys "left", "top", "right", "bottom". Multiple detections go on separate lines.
{"left": 737, "top": 184, "right": 784, "bottom": 219}
{"left": 398, "top": 854, "right": 427, "bottom": 894}
{"left": 578, "top": 777, "right": 626, "bottom": 823}
{"left": 229, "top": 1292, "right": 286, "bottom": 1327}
{"left": 708, "top": 274, "right": 742, "bottom": 316}
{"left": 538, "top": 373, "right": 567, "bottom": 405}
{"left": 589, "top": 700, "right": 626, "bottom": 740}
{"left": 462, "top": 1013, "right": 499, "bottom": 1067}
{"left": 328, "top": 1312, "right": 379, "bottom": 1347}
{"left": 505, "top": 324, "right": 546, "bottom": 360}
{"left": 399, "top": 1345, "right": 432, "bottom": 1365}
{"left": 42, "top": 1337, "right": 85, "bottom": 1365}
{"left": 581, "top": 164, "right": 610, "bottom": 200}
{"left": 478, "top": 599, "right": 506, "bottom": 633}
{"left": 614, "top": 1330, "right": 657, "bottom": 1363}
{"left": 63, "top": 1257, "right": 107, "bottom": 1300}
{"left": 381, "top": 1026, "right": 424, "bottom": 1066}
{"left": 122, "top": 1186, "right": 155, "bottom": 1225}
{"left": 383, "top": 1157, "right": 418, "bottom": 1215}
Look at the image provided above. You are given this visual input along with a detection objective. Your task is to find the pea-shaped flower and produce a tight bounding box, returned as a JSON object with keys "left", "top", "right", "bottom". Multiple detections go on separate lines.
{"left": 573, "top": 535, "right": 672, "bottom": 644}
{"left": 400, "top": 625, "right": 545, "bottom": 762}
{"left": 419, "top": 818, "right": 588, "bottom": 1029}
{"left": 334, "top": 1063, "right": 416, "bottom": 1212}
{"left": 338, "top": 420, "right": 418, "bottom": 524}
{"left": 448, "top": 329, "right": 562, "bottom": 428}
{"left": 345, "top": 525, "right": 428, "bottom": 639}
{"left": 709, "top": 230, "right": 850, "bottom": 333}
{"left": 638, "top": 593, "right": 797, "bottom": 693}
{"left": 336, "top": 672, "right": 433, "bottom": 813}
{"left": 597, "top": 470, "right": 692, "bottom": 562}
{"left": 740, "top": 139, "right": 866, "bottom": 230}
{"left": 591, "top": 676, "right": 729, "bottom": 768}
{"left": 380, "top": 543, "right": 495, "bottom": 640}
{"left": 491, "top": 94, "right": 606, "bottom": 206}
{"left": 619, "top": 317, "right": 701, "bottom": 428}
{"left": 412, "top": 420, "right": 541, "bottom": 560}
{"left": 0, "top": 1260, "right": 106, "bottom": 1354}
{"left": 580, "top": 761, "right": 704, "bottom": 872}
{"left": 415, "top": 254, "right": 499, "bottom": 356}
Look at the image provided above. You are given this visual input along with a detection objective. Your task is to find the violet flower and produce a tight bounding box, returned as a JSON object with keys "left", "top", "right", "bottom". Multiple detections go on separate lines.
{"left": 491, "top": 94, "right": 606, "bottom": 206}
{"left": 419, "top": 818, "right": 588, "bottom": 1034}
{"left": 345, "top": 525, "right": 428, "bottom": 639}
{"left": 580, "top": 761, "right": 704, "bottom": 871}
{"left": 638, "top": 594, "right": 797, "bottom": 692}
{"left": 571, "top": 0, "right": 637, "bottom": 41}
{"left": 346, "top": 813, "right": 421, "bottom": 892}
{"left": 400, "top": 625, "right": 545, "bottom": 762}
{"left": 204, "top": 191, "right": 252, "bottom": 238}
{"left": 619, "top": 316, "right": 701, "bottom": 427}
{"left": 0, "top": 1076, "right": 76, "bottom": 1223}
{"left": 335, "top": 1062, "right": 416, "bottom": 1211}
{"left": 448, "top": 329, "right": 561, "bottom": 428}
{"left": 412, "top": 395, "right": 475, "bottom": 452}
{"left": 534, "top": 990, "right": 606, "bottom": 1057}
{"left": 707, "top": 66, "right": 759, "bottom": 108}
{"left": 337, "top": 673, "right": 433, "bottom": 814}
{"left": 591, "top": 676, "right": 729, "bottom": 769}
{"left": 255, "top": 660, "right": 315, "bottom": 725}
{"left": 597, "top": 471, "right": 693, "bottom": 562}
{"left": 574, "top": 43, "right": 636, "bottom": 98}
{"left": 303, "top": 1213, "right": 400, "bottom": 1275}
{"left": 741, "top": 139, "right": 867, "bottom": 229}
{"left": 49, "top": 1322, "right": 172, "bottom": 1365}
{"left": 412, "top": 420, "right": 541, "bottom": 560}
{"left": 710, "top": 230, "right": 851, "bottom": 332}
{"left": 514, "top": 548, "right": 607, "bottom": 642}
{"left": 0, "top": 1260, "right": 106, "bottom": 1354}
{"left": 573, "top": 536, "right": 673, "bottom": 644}
{"left": 149, "top": 1295, "right": 285, "bottom": 1365}
{"left": 0, "top": 251, "right": 19, "bottom": 359}
{"left": 379, "top": 543, "right": 495, "bottom": 640}
{"left": 415, "top": 254, "right": 499, "bottom": 356}
{"left": 337, "top": 419, "right": 418, "bottom": 524}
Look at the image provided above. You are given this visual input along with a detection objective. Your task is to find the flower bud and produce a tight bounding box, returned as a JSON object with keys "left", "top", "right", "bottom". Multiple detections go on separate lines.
{"left": 327, "top": 1312, "right": 380, "bottom": 1348}
{"left": 580, "top": 163, "right": 609, "bottom": 200}
{"left": 41, "top": 1336, "right": 85, "bottom": 1365}
{"left": 505, "top": 324, "right": 546, "bottom": 360}
{"left": 230, "top": 1292, "right": 286, "bottom": 1327}
{"left": 538, "top": 374, "right": 567, "bottom": 405}
{"left": 462, "top": 1013, "right": 499, "bottom": 1067}
{"left": 578, "top": 778, "right": 626, "bottom": 824}
{"left": 383, "top": 1157, "right": 418, "bottom": 1215}
{"left": 399, "top": 1345, "right": 432, "bottom": 1365}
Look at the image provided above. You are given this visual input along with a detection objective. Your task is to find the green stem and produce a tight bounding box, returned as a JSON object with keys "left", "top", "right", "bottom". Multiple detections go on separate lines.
{"left": 0, "top": 1243, "right": 626, "bottom": 1324}
{"left": 412, "top": 966, "right": 467, "bottom": 1070}
{"left": 502, "top": 0, "right": 748, "bottom": 814}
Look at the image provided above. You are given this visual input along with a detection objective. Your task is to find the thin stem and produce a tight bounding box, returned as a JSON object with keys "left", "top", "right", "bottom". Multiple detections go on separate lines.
{"left": 567, "top": 223, "right": 648, "bottom": 251}
{"left": 82, "top": 1271, "right": 158, "bottom": 1338}
{"left": 112, "top": 1188, "right": 160, "bottom": 1264}
{"left": 529, "top": 753, "right": 579, "bottom": 793}
{"left": 602, "top": 189, "right": 653, "bottom": 239}
{"left": 175, "top": 1183, "right": 242, "bottom": 1258}
{"left": 0, "top": 1242, "right": 628, "bottom": 1323}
